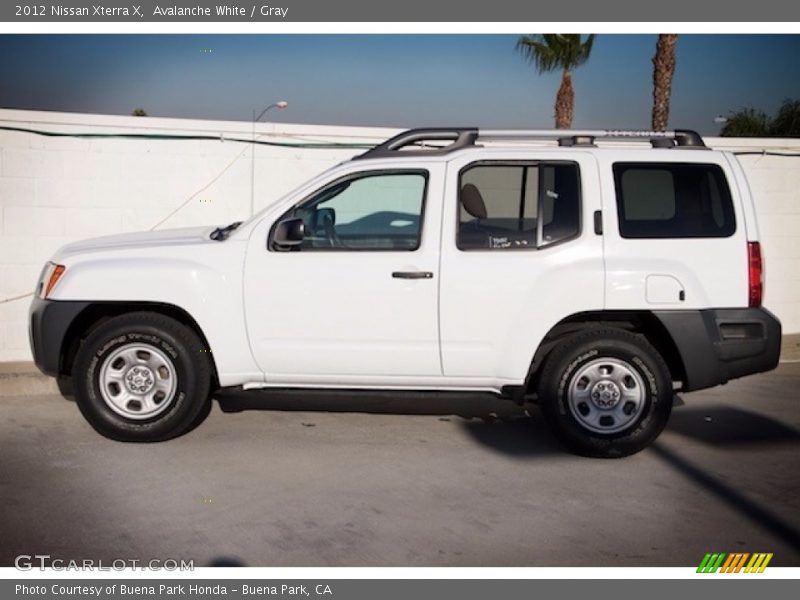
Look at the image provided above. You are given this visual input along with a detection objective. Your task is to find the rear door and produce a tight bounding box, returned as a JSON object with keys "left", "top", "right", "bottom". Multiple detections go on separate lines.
{"left": 438, "top": 151, "right": 605, "bottom": 386}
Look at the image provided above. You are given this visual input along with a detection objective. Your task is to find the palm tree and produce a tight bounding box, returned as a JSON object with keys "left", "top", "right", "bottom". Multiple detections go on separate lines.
{"left": 651, "top": 34, "right": 678, "bottom": 131}
{"left": 516, "top": 34, "right": 596, "bottom": 129}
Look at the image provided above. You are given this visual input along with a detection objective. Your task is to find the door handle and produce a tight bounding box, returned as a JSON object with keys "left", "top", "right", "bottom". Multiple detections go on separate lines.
{"left": 392, "top": 271, "right": 434, "bottom": 279}
{"left": 593, "top": 210, "right": 603, "bottom": 235}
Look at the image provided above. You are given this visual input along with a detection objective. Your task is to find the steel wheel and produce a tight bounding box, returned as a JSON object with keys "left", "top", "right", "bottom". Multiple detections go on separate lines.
{"left": 567, "top": 357, "right": 646, "bottom": 434}
{"left": 98, "top": 343, "right": 178, "bottom": 420}
{"left": 538, "top": 328, "right": 673, "bottom": 457}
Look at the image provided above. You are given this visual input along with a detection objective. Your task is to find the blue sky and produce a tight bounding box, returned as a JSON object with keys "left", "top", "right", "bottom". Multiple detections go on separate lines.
{"left": 0, "top": 34, "right": 798, "bottom": 134}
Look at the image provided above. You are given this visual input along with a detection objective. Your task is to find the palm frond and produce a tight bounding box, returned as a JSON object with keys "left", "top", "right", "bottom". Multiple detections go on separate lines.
{"left": 516, "top": 35, "right": 559, "bottom": 73}
{"left": 573, "top": 34, "right": 596, "bottom": 68}
{"left": 516, "top": 34, "right": 596, "bottom": 72}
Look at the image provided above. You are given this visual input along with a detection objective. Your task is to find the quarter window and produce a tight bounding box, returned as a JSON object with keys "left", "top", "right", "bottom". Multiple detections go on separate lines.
{"left": 458, "top": 162, "right": 581, "bottom": 250}
{"left": 613, "top": 163, "right": 736, "bottom": 238}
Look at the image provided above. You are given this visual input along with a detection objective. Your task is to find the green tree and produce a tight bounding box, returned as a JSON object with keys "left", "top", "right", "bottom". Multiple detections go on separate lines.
{"left": 720, "top": 100, "right": 800, "bottom": 137}
{"left": 720, "top": 108, "right": 771, "bottom": 137}
{"left": 131, "top": 108, "right": 147, "bottom": 117}
{"left": 516, "top": 34, "right": 596, "bottom": 129}
{"left": 651, "top": 34, "right": 678, "bottom": 131}
{"left": 770, "top": 99, "right": 800, "bottom": 136}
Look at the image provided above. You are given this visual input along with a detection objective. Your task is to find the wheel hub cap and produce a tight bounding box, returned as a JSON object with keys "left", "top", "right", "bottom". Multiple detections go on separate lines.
{"left": 124, "top": 365, "right": 155, "bottom": 394}
{"left": 98, "top": 343, "right": 177, "bottom": 420}
{"left": 590, "top": 380, "right": 621, "bottom": 409}
{"left": 567, "top": 357, "right": 647, "bottom": 434}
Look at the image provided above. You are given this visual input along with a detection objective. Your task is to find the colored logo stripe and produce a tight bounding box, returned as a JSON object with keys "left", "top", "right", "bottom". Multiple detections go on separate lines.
{"left": 697, "top": 552, "right": 772, "bottom": 573}
{"left": 697, "top": 553, "right": 726, "bottom": 573}
{"left": 721, "top": 553, "right": 749, "bottom": 573}
{"left": 745, "top": 553, "right": 773, "bottom": 573}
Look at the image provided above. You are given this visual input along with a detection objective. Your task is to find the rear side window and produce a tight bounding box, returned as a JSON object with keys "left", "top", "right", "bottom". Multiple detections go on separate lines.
{"left": 613, "top": 163, "right": 736, "bottom": 238}
{"left": 458, "top": 162, "right": 580, "bottom": 250}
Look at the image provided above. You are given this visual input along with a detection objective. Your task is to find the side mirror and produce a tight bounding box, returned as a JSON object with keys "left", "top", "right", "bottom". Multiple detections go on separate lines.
{"left": 273, "top": 217, "right": 305, "bottom": 248}
{"left": 313, "top": 207, "right": 336, "bottom": 230}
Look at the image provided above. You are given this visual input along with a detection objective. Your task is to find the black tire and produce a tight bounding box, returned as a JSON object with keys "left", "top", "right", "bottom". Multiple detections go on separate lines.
{"left": 537, "top": 328, "right": 673, "bottom": 458}
{"left": 73, "top": 312, "right": 212, "bottom": 442}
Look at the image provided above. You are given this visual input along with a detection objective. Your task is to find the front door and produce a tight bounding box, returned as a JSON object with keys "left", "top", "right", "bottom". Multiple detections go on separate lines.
{"left": 243, "top": 165, "right": 444, "bottom": 384}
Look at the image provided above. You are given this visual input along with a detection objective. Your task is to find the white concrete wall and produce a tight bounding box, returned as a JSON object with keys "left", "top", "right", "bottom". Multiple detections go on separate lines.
{"left": 1, "top": 109, "right": 799, "bottom": 362}
{"left": 706, "top": 136, "right": 800, "bottom": 337}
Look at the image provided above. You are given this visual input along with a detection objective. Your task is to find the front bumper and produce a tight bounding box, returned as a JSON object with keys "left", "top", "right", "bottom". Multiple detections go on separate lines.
{"left": 29, "top": 297, "right": 91, "bottom": 377}
{"left": 654, "top": 307, "right": 782, "bottom": 392}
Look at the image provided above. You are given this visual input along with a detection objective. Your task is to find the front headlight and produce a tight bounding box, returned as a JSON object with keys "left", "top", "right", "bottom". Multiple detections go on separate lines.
{"left": 38, "top": 262, "right": 66, "bottom": 299}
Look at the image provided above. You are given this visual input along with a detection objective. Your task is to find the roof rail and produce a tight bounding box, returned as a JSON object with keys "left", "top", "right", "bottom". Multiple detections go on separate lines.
{"left": 355, "top": 127, "right": 706, "bottom": 159}
{"left": 354, "top": 128, "right": 478, "bottom": 159}
{"left": 480, "top": 128, "right": 706, "bottom": 148}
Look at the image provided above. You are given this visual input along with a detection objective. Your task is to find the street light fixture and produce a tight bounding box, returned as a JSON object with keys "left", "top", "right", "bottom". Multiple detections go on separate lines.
{"left": 250, "top": 100, "right": 288, "bottom": 216}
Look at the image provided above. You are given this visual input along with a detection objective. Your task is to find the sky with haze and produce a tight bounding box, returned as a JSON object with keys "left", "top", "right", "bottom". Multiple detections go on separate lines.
{"left": 1, "top": 34, "right": 798, "bottom": 134}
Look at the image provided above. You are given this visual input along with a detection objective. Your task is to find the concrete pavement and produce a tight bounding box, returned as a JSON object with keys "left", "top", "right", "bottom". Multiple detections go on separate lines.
{"left": 1, "top": 364, "right": 799, "bottom": 567}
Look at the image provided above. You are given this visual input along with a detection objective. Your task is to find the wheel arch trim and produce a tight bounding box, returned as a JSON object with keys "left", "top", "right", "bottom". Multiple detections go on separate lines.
{"left": 32, "top": 298, "right": 221, "bottom": 388}
{"left": 523, "top": 310, "right": 687, "bottom": 393}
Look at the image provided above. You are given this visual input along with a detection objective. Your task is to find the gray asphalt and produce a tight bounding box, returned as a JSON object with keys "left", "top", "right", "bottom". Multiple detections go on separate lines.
{"left": 1, "top": 364, "right": 799, "bottom": 567}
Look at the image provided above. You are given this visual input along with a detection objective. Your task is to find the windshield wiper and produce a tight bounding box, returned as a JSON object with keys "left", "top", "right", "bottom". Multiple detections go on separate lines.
{"left": 210, "top": 221, "right": 243, "bottom": 241}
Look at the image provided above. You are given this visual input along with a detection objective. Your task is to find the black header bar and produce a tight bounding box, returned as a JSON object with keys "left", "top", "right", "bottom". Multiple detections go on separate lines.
{"left": 2, "top": 0, "right": 800, "bottom": 22}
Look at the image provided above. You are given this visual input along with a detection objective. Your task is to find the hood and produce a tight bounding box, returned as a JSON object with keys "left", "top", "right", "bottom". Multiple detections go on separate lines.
{"left": 54, "top": 226, "right": 217, "bottom": 260}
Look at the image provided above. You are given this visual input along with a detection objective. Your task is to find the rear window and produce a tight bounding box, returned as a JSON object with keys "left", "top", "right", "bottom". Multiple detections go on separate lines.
{"left": 613, "top": 163, "right": 736, "bottom": 238}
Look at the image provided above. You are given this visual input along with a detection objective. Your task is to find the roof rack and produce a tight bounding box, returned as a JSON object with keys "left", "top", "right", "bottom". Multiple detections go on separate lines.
{"left": 355, "top": 127, "right": 706, "bottom": 159}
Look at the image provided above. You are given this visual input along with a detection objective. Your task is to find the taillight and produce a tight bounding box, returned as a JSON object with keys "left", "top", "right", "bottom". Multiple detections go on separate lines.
{"left": 748, "top": 241, "right": 763, "bottom": 307}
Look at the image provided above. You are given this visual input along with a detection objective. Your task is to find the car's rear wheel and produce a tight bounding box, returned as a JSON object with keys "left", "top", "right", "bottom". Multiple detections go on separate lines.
{"left": 537, "top": 328, "right": 673, "bottom": 458}
{"left": 73, "top": 312, "right": 212, "bottom": 442}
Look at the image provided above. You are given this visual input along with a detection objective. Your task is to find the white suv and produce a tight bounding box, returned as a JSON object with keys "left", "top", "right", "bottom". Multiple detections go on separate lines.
{"left": 29, "top": 128, "right": 781, "bottom": 457}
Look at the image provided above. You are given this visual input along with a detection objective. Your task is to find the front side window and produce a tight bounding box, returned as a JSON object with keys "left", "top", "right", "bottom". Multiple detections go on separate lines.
{"left": 613, "top": 162, "right": 736, "bottom": 238}
{"left": 458, "top": 162, "right": 581, "bottom": 250}
{"left": 278, "top": 171, "right": 427, "bottom": 251}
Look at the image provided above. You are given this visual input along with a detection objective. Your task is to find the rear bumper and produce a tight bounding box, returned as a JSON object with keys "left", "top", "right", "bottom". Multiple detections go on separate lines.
{"left": 29, "top": 297, "right": 90, "bottom": 377}
{"left": 654, "top": 307, "right": 782, "bottom": 392}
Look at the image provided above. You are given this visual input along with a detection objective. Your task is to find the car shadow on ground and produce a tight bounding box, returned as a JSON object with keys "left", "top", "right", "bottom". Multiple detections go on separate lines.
{"left": 651, "top": 442, "right": 800, "bottom": 553}
{"left": 656, "top": 400, "right": 800, "bottom": 554}
{"left": 212, "top": 388, "right": 565, "bottom": 456}
{"left": 210, "top": 389, "right": 800, "bottom": 457}
{"left": 666, "top": 403, "right": 800, "bottom": 447}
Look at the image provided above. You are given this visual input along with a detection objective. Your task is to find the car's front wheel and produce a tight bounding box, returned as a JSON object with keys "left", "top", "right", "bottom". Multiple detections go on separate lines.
{"left": 537, "top": 328, "right": 673, "bottom": 458}
{"left": 73, "top": 312, "right": 212, "bottom": 442}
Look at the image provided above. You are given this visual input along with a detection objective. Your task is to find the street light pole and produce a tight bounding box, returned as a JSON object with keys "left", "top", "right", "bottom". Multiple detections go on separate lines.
{"left": 250, "top": 100, "right": 288, "bottom": 217}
